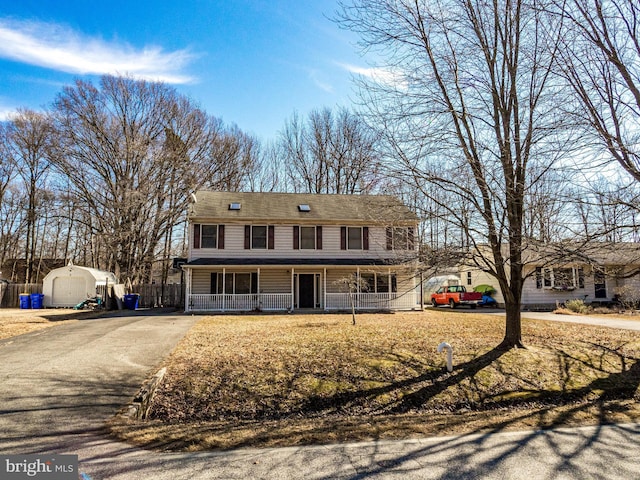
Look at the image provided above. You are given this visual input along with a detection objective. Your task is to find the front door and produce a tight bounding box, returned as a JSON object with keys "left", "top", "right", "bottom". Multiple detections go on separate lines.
{"left": 299, "top": 274, "right": 315, "bottom": 308}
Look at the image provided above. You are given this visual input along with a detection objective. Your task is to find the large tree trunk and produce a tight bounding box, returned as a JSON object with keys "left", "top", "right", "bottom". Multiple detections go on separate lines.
{"left": 501, "top": 298, "right": 524, "bottom": 349}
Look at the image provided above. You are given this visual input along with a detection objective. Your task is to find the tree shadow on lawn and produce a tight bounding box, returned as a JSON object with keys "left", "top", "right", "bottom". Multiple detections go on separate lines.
{"left": 294, "top": 346, "right": 509, "bottom": 417}
{"left": 113, "top": 339, "right": 640, "bottom": 463}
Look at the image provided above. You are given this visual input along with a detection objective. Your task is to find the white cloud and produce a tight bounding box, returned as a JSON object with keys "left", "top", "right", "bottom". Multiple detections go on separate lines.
{"left": 308, "top": 69, "right": 334, "bottom": 93}
{"left": 0, "top": 18, "right": 196, "bottom": 84}
{"left": 338, "top": 63, "right": 408, "bottom": 90}
{"left": 0, "top": 107, "right": 16, "bottom": 121}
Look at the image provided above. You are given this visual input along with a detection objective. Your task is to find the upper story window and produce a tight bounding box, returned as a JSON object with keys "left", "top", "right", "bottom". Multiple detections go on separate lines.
{"left": 301, "top": 226, "right": 316, "bottom": 249}
{"left": 348, "top": 227, "right": 362, "bottom": 250}
{"left": 201, "top": 225, "right": 218, "bottom": 248}
{"left": 386, "top": 226, "right": 415, "bottom": 250}
{"left": 193, "top": 224, "right": 224, "bottom": 249}
{"left": 341, "top": 226, "right": 369, "bottom": 250}
{"left": 244, "top": 225, "right": 274, "bottom": 250}
{"left": 252, "top": 225, "right": 267, "bottom": 249}
{"left": 293, "top": 226, "right": 323, "bottom": 250}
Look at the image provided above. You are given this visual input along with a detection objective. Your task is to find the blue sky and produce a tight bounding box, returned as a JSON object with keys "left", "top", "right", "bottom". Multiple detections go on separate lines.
{"left": 0, "top": 0, "right": 374, "bottom": 140}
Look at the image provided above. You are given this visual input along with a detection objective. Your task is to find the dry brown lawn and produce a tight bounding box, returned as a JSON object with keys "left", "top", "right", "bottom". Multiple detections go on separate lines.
{"left": 109, "top": 310, "right": 640, "bottom": 451}
{"left": 0, "top": 308, "right": 101, "bottom": 339}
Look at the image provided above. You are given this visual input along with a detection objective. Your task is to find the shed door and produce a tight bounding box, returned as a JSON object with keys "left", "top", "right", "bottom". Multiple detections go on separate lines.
{"left": 52, "top": 276, "right": 86, "bottom": 306}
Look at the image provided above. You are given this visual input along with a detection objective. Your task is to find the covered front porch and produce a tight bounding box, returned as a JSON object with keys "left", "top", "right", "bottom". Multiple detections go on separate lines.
{"left": 183, "top": 263, "right": 420, "bottom": 313}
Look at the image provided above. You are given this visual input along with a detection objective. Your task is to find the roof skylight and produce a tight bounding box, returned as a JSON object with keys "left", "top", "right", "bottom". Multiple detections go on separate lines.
{"left": 229, "top": 203, "right": 241, "bottom": 210}
{"left": 298, "top": 204, "right": 311, "bottom": 212}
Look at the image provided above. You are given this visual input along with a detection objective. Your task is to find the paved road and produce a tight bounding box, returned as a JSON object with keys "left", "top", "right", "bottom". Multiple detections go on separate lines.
{"left": 1, "top": 311, "right": 640, "bottom": 479}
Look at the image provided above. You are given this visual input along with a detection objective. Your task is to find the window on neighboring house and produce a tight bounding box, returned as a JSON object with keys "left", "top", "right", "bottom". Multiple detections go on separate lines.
{"left": 467, "top": 272, "right": 472, "bottom": 286}
{"left": 594, "top": 268, "right": 607, "bottom": 298}
{"left": 193, "top": 224, "right": 224, "bottom": 249}
{"left": 535, "top": 266, "right": 584, "bottom": 290}
{"left": 211, "top": 272, "right": 258, "bottom": 294}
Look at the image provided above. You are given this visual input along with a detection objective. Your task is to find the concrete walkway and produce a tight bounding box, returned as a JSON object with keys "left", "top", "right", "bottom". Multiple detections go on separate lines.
{"left": 1, "top": 310, "right": 640, "bottom": 479}
{"left": 520, "top": 311, "right": 640, "bottom": 331}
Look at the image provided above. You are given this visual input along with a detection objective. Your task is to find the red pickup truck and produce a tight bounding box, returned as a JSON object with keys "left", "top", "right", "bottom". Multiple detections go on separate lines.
{"left": 431, "top": 285, "right": 482, "bottom": 309}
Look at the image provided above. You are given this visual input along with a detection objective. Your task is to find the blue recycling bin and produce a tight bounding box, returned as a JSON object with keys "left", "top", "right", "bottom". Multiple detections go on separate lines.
{"left": 19, "top": 294, "right": 31, "bottom": 309}
{"left": 123, "top": 294, "right": 140, "bottom": 310}
{"left": 30, "top": 293, "right": 44, "bottom": 309}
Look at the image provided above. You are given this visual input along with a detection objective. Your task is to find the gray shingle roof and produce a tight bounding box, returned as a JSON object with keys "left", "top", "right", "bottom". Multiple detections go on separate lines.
{"left": 190, "top": 191, "right": 418, "bottom": 224}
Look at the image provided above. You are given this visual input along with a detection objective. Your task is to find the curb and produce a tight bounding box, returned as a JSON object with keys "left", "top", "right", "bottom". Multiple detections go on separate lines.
{"left": 121, "top": 367, "right": 167, "bottom": 420}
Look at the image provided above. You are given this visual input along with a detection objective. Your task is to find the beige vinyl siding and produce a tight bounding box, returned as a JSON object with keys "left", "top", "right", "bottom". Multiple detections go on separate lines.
{"left": 258, "top": 269, "right": 291, "bottom": 293}
{"left": 192, "top": 270, "right": 211, "bottom": 295}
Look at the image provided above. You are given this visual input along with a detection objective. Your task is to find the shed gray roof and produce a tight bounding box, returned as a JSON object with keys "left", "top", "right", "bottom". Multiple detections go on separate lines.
{"left": 190, "top": 191, "right": 418, "bottom": 224}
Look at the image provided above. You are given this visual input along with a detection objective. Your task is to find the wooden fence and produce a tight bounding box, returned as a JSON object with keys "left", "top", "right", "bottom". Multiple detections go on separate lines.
{"left": 0, "top": 283, "right": 184, "bottom": 309}
{"left": 0, "top": 283, "right": 42, "bottom": 308}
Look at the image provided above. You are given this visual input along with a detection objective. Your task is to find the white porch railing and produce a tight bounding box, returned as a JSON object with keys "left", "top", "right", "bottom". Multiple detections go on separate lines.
{"left": 187, "top": 293, "right": 292, "bottom": 312}
{"left": 257, "top": 293, "right": 292, "bottom": 311}
{"left": 187, "top": 292, "right": 418, "bottom": 312}
{"left": 325, "top": 292, "right": 418, "bottom": 311}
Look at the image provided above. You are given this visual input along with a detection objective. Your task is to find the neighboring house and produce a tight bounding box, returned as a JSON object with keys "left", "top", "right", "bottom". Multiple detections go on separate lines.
{"left": 182, "top": 191, "right": 421, "bottom": 313}
{"left": 459, "top": 243, "right": 640, "bottom": 310}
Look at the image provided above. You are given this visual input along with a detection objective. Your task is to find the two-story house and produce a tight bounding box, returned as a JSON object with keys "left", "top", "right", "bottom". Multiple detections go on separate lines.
{"left": 183, "top": 191, "right": 421, "bottom": 312}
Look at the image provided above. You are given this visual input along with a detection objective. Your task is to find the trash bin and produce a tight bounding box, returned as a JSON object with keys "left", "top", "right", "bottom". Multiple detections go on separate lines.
{"left": 19, "top": 294, "right": 31, "bottom": 309}
{"left": 123, "top": 294, "right": 140, "bottom": 310}
{"left": 30, "top": 293, "right": 44, "bottom": 309}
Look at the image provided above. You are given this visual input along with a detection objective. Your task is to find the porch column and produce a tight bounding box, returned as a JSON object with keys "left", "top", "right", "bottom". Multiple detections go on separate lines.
{"left": 388, "top": 267, "right": 392, "bottom": 307}
{"left": 185, "top": 268, "right": 192, "bottom": 312}
{"left": 323, "top": 267, "right": 327, "bottom": 311}
{"left": 257, "top": 267, "right": 261, "bottom": 310}
{"left": 291, "top": 268, "right": 295, "bottom": 311}
{"left": 222, "top": 267, "right": 226, "bottom": 312}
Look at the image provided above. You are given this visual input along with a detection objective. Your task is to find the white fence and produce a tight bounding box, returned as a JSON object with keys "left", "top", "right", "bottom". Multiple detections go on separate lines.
{"left": 187, "top": 291, "right": 418, "bottom": 312}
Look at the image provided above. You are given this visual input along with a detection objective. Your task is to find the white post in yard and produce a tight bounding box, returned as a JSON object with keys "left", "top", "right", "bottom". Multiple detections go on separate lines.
{"left": 437, "top": 342, "right": 453, "bottom": 372}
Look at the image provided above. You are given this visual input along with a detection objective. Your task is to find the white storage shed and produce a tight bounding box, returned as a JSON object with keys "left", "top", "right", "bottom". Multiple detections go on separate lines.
{"left": 43, "top": 264, "right": 117, "bottom": 307}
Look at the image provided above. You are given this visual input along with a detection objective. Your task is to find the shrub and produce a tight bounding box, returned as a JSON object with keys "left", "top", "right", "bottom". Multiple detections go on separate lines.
{"left": 564, "top": 299, "right": 590, "bottom": 314}
{"left": 613, "top": 285, "right": 640, "bottom": 310}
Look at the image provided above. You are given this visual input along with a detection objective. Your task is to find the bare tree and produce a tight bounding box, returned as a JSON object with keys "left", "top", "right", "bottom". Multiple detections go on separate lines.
{"left": 51, "top": 75, "right": 251, "bottom": 283}
{"left": 279, "top": 106, "right": 382, "bottom": 194}
{"left": 553, "top": 0, "right": 640, "bottom": 181}
{"left": 338, "top": 0, "right": 570, "bottom": 348}
{"left": 2, "top": 109, "right": 54, "bottom": 283}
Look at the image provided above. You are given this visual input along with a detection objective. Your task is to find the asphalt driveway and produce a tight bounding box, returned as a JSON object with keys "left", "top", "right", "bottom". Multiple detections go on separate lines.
{"left": 0, "top": 310, "right": 199, "bottom": 454}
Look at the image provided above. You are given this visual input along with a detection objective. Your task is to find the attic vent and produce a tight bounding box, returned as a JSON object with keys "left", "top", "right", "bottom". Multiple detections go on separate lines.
{"left": 229, "top": 203, "right": 241, "bottom": 210}
{"left": 298, "top": 204, "right": 311, "bottom": 212}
